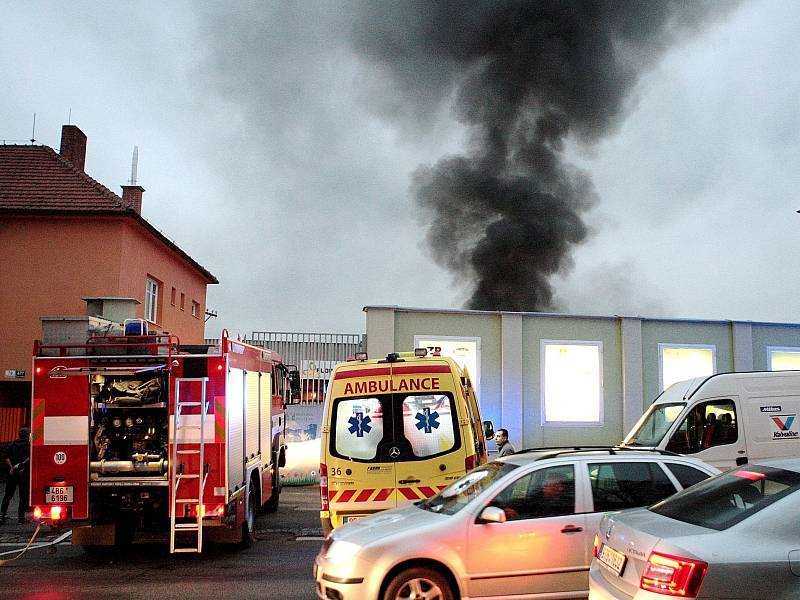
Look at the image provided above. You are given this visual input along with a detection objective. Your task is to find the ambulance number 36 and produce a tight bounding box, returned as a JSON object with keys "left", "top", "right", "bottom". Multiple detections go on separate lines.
{"left": 330, "top": 467, "right": 345, "bottom": 477}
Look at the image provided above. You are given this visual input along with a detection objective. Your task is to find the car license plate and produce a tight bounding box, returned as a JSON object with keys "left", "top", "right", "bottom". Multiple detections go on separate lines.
{"left": 46, "top": 485, "right": 73, "bottom": 503}
{"left": 343, "top": 516, "right": 362, "bottom": 524}
{"left": 597, "top": 543, "right": 627, "bottom": 576}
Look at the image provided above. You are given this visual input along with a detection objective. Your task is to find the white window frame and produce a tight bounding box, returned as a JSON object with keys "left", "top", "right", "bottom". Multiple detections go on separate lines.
{"left": 540, "top": 339, "right": 604, "bottom": 427}
{"left": 658, "top": 343, "right": 716, "bottom": 391}
{"left": 767, "top": 346, "right": 800, "bottom": 371}
{"left": 145, "top": 277, "right": 159, "bottom": 324}
{"left": 191, "top": 301, "right": 198, "bottom": 318}
{"left": 414, "top": 335, "right": 481, "bottom": 399}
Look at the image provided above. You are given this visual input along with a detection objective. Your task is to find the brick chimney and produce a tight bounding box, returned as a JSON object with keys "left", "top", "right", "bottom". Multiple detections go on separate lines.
{"left": 121, "top": 185, "right": 145, "bottom": 214}
{"left": 59, "top": 125, "right": 87, "bottom": 171}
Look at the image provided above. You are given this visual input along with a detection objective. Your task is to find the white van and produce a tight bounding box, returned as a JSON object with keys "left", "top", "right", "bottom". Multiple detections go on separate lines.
{"left": 622, "top": 371, "right": 800, "bottom": 469}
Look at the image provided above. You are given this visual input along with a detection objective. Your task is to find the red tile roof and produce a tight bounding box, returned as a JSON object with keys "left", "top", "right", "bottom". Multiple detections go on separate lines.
{"left": 0, "top": 144, "right": 217, "bottom": 283}
{"left": 0, "top": 145, "right": 125, "bottom": 211}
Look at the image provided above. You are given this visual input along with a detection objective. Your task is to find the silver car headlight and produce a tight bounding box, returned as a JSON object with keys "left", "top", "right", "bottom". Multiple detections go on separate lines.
{"left": 324, "top": 540, "right": 362, "bottom": 564}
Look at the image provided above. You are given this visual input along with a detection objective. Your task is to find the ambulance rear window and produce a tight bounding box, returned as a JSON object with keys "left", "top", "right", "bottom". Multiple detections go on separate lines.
{"left": 403, "top": 394, "right": 456, "bottom": 458}
{"left": 333, "top": 397, "right": 383, "bottom": 460}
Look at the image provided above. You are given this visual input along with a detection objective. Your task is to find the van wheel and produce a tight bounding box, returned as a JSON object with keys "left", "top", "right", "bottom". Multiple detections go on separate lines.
{"left": 263, "top": 475, "right": 281, "bottom": 513}
{"left": 241, "top": 484, "right": 256, "bottom": 548}
{"left": 383, "top": 567, "right": 454, "bottom": 600}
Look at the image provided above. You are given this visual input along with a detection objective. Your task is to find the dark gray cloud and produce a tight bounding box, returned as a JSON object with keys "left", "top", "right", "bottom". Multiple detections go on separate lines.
{"left": 351, "top": 1, "right": 737, "bottom": 311}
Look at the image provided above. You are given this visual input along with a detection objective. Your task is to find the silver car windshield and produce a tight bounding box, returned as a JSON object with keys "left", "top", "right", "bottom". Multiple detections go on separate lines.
{"left": 650, "top": 465, "right": 800, "bottom": 530}
{"left": 624, "top": 402, "right": 685, "bottom": 446}
{"left": 418, "top": 462, "right": 519, "bottom": 516}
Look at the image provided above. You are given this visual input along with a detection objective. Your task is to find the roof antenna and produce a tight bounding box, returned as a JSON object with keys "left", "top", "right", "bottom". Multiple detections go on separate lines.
{"left": 129, "top": 145, "right": 139, "bottom": 185}
{"left": 30, "top": 112, "right": 36, "bottom": 144}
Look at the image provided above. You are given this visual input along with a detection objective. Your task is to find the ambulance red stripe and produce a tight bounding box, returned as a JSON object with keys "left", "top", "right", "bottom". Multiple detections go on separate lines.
{"left": 391, "top": 365, "right": 452, "bottom": 375}
{"left": 337, "top": 489, "right": 356, "bottom": 502}
{"left": 374, "top": 488, "right": 393, "bottom": 501}
{"left": 334, "top": 367, "right": 391, "bottom": 380}
{"left": 418, "top": 486, "right": 437, "bottom": 497}
{"left": 399, "top": 487, "right": 420, "bottom": 500}
{"left": 355, "top": 489, "right": 374, "bottom": 502}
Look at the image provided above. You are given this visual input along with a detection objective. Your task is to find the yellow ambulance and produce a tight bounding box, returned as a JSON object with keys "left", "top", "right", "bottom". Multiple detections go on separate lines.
{"left": 319, "top": 348, "right": 490, "bottom": 534}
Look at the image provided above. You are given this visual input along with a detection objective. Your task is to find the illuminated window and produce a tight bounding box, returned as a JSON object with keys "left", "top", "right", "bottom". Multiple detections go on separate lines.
{"left": 541, "top": 341, "right": 603, "bottom": 425}
{"left": 414, "top": 335, "right": 481, "bottom": 398}
{"left": 659, "top": 344, "right": 715, "bottom": 391}
{"left": 145, "top": 277, "right": 159, "bottom": 323}
{"left": 768, "top": 347, "right": 800, "bottom": 371}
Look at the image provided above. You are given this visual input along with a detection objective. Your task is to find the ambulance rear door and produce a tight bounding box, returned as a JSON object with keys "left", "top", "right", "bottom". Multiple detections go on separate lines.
{"left": 327, "top": 392, "right": 396, "bottom": 526}
{"left": 391, "top": 366, "right": 465, "bottom": 503}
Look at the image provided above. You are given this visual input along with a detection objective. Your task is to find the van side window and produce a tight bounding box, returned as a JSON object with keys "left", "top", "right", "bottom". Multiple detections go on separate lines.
{"left": 402, "top": 394, "right": 457, "bottom": 458}
{"left": 665, "top": 462, "right": 713, "bottom": 489}
{"left": 666, "top": 400, "right": 738, "bottom": 454}
{"left": 489, "top": 465, "right": 575, "bottom": 520}
{"left": 589, "top": 462, "right": 676, "bottom": 512}
{"left": 332, "top": 397, "right": 384, "bottom": 460}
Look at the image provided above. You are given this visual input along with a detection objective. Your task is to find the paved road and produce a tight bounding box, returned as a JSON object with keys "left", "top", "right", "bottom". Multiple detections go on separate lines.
{"left": 0, "top": 484, "right": 323, "bottom": 600}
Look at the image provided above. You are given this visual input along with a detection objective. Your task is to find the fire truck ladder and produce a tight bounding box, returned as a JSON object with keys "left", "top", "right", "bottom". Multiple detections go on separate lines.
{"left": 170, "top": 377, "right": 209, "bottom": 554}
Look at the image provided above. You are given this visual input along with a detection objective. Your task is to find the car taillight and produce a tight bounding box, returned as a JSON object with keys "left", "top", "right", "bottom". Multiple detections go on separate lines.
{"left": 592, "top": 535, "right": 601, "bottom": 558}
{"left": 33, "top": 506, "right": 43, "bottom": 520}
{"left": 49, "top": 505, "right": 64, "bottom": 521}
{"left": 465, "top": 454, "right": 477, "bottom": 471}
{"left": 320, "top": 463, "right": 329, "bottom": 511}
{"left": 641, "top": 551, "right": 707, "bottom": 597}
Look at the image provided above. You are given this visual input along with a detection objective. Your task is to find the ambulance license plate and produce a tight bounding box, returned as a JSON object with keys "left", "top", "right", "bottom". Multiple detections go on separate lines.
{"left": 47, "top": 486, "right": 73, "bottom": 503}
{"left": 343, "top": 516, "right": 362, "bottom": 524}
{"left": 597, "top": 543, "right": 626, "bottom": 576}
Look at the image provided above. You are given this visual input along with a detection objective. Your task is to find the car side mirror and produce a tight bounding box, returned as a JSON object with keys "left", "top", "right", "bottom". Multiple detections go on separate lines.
{"left": 477, "top": 506, "right": 506, "bottom": 524}
{"left": 483, "top": 420, "right": 495, "bottom": 440}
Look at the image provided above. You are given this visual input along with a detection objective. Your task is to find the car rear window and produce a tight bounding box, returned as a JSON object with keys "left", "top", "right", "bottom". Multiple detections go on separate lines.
{"left": 589, "top": 461, "right": 677, "bottom": 512}
{"left": 664, "top": 462, "right": 713, "bottom": 489}
{"left": 650, "top": 465, "right": 800, "bottom": 530}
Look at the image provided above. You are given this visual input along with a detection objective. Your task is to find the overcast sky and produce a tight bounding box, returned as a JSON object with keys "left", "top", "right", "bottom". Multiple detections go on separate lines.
{"left": 2, "top": 1, "right": 799, "bottom": 338}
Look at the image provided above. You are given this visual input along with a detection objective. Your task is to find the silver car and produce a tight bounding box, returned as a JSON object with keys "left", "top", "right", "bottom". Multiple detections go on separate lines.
{"left": 314, "top": 448, "right": 719, "bottom": 600}
{"left": 589, "top": 458, "right": 800, "bottom": 600}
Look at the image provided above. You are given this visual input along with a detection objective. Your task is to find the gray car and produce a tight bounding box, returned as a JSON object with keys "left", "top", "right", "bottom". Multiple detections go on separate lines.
{"left": 589, "top": 457, "right": 800, "bottom": 600}
{"left": 314, "top": 448, "right": 719, "bottom": 600}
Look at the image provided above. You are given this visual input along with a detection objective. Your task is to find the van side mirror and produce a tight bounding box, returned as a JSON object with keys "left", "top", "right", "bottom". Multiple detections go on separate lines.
{"left": 477, "top": 506, "right": 506, "bottom": 524}
{"left": 483, "top": 420, "right": 495, "bottom": 439}
{"left": 287, "top": 368, "right": 301, "bottom": 404}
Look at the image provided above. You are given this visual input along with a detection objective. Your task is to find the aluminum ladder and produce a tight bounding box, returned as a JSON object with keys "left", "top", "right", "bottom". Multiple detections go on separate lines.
{"left": 169, "top": 377, "right": 208, "bottom": 553}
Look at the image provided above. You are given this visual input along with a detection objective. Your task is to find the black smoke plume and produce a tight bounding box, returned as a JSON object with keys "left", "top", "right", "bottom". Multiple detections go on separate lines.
{"left": 353, "top": 1, "right": 733, "bottom": 311}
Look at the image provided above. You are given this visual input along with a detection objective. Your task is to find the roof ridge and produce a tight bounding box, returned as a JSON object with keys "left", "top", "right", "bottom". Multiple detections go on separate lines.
{"left": 41, "top": 146, "right": 127, "bottom": 210}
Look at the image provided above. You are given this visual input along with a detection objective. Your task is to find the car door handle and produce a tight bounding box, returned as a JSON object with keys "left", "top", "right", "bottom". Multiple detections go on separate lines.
{"left": 399, "top": 479, "right": 421, "bottom": 484}
{"left": 561, "top": 525, "right": 583, "bottom": 534}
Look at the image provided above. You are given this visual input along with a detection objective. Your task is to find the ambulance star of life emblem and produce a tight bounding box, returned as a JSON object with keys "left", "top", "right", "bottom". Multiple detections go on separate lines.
{"left": 389, "top": 446, "right": 401, "bottom": 459}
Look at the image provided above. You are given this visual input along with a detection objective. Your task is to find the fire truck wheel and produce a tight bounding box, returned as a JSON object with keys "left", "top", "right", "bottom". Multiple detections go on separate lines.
{"left": 241, "top": 483, "right": 257, "bottom": 548}
{"left": 382, "top": 566, "right": 455, "bottom": 600}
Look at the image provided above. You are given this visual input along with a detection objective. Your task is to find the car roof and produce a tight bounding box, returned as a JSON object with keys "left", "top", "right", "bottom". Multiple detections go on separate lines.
{"left": 498, "top": 446, "right": 716, "bottom": 469}
{"left": 746, "top": 457, "right": 800, "bottom": 473}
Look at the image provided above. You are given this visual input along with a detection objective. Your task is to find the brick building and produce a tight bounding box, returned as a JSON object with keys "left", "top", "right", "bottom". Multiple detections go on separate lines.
{"left": 0, "top": 125, "right": 218, "bottom": 438}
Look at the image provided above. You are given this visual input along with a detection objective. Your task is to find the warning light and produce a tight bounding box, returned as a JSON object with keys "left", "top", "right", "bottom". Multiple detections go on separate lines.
{"left": 36, "top": 367, "right": 42, "bottom": 374}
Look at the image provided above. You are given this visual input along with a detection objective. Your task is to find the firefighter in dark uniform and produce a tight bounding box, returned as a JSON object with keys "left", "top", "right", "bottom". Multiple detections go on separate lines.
{"left": 1, "top": 427, "right": 30, "bottom": 524}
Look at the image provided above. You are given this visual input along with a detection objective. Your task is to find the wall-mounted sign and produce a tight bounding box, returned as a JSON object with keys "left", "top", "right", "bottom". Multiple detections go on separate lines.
{"left": 414, "top": 335, "right": 481, "bottom": 400}
{"left": 301, "top": 360, "right": 337, "bottom": 380}
{"left": 3, "top": 369, "right": 25, "bottom": 379}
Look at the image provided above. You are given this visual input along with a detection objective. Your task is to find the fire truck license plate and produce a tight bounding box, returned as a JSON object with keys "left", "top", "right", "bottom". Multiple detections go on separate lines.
{"left": 47, "top": 486, "right": 73, "bottom": 503}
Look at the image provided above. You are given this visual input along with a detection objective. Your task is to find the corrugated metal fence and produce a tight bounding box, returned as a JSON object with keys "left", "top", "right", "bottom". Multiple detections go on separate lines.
{"left": 205, "top": 332, "right": 365, "bottom": 404}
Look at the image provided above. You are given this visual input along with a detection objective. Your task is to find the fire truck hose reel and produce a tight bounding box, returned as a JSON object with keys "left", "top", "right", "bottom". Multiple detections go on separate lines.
{"left": 90, "top": 459, "right": 168, "bottom": 474}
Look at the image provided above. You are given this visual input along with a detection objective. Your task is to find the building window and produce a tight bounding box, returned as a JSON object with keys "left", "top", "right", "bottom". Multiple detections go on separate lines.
{"left": 191, "top": 301, "right": 199, "bottom": 318}
{"left": 541, "top": 340, "right": 603, "bottom": 425}
{"left": 658, "top": 344, "right": 715, "bottom": 391}
{"left": 170, "top": 287, "right": 176, "bottom": 306}
{"left": 768, "top": 347, "right": 800, "bottom": 371}
{"left": 145, "top": 277, "right": 159, "bottom": 323}
{"left": 180, "top": 293, "right": 185, "bottom": 311}
{"left": 414, "top": 335, "right": 481, "bottom": 399}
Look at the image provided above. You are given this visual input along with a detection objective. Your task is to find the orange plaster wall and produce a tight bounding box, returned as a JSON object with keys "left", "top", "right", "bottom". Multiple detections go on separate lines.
{"left": 0, "top": 215, "right": 210, "bottom": 380}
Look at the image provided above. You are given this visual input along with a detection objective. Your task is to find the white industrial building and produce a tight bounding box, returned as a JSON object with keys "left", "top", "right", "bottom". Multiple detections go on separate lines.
{"left": 365, "top": 305, "right": 800, "bottom": 451}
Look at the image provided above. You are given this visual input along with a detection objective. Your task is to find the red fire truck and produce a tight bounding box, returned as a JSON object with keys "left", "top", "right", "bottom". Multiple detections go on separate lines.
{"left": 30, "top": 329, "right": 299, "bottom": 553}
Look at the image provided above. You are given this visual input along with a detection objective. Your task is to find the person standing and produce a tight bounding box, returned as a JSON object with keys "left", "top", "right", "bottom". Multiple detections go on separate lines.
{"left": 495, "top": 428, "right": 516, "bottom": 457}
{"left": 1, "top": 427, "right": 30, "bottom": 524}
